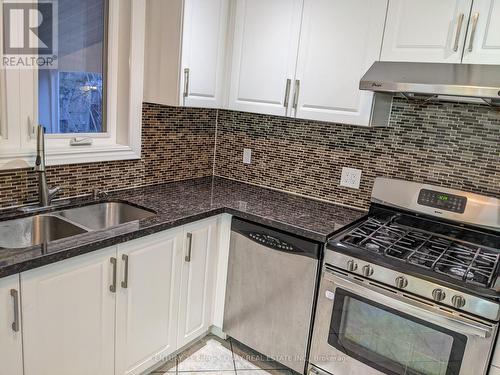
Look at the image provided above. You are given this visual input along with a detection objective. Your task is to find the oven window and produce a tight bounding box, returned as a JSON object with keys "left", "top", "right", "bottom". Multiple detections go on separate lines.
{"left": 328, "top": 289, "right": 467, "bottom": 375}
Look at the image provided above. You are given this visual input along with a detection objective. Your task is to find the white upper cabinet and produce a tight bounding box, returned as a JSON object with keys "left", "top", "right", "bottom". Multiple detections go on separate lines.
{"left": 181, "top": 0, "right": 229, "bottom": 107}
{"left": 381, "top": 0, "right": 473, "bottom": 63}
{"left": 177, "top": 218, "right": 218, "bottom": 348}
{"left": 21, "top": 248, "right": 117, "bottom": 375}
{"left": 293, "top": 0, "right": 388, "bottom": 126}
{"left": 462, "top": 0, "right": 500, "bottom": 64}
{"left": 144, "top": 0, "right": 229, "bottom": 108}
{"left": 227, "top": 0, "right": 303, "bottom": 116}
{"left": 0, "top": 275, "right": 23, "bottom": 375}
{"left": 115, "top": 228, "right": 184, "bottom": 375}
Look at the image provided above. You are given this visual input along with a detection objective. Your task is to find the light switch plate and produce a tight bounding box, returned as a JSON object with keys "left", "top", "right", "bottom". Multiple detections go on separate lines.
{"left": 243, "top": 148, "right": 252, "bottom": 164}
{"left": 340, "top": 167, "right": 362, "bottom": 189}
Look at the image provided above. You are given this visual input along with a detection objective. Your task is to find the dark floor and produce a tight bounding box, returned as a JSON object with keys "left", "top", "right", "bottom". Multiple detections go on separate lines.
{"left": 149, "top": 335, "right": 295, "bottom": 375}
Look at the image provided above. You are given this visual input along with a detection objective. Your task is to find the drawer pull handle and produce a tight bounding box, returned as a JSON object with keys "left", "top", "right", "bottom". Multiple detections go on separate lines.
{"left": 110, "top": 257, "right": 117, "bottom": 293}
{"left": 468, "top": 13, "right": 480, "bottom": 52}
{"left": 185, "top": 232, "right": 193, "bottom": 262}
{"left": 292, "top": 79, "right": 301, "bottom": 110}
{"left": 10, "top": 289, "right": 20, "bottom": 332}
{"left": 453, "top": 13, "right": 465, "bottom": 52}
{"left": 121, "top": 254, "right": 129, "bottom": 289}
{"left": 283, "top": 78, "right": 292, "bottom": 108}
{"left": 183, "top": 68, "right": 190, "bottom": 100}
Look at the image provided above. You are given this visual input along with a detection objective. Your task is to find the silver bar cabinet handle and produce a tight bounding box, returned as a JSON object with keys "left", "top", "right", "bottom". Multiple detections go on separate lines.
{"left": 185, "top": 233, "right": 193, "bottom": 262}
{"left": 292, "top": 79, "right": 300, "bottom": 110}
{"left": 10, "top": 289, "right": 20, "bottom": 333}
{"left": 468, "top": 12, "right": 480, "bottom": 52}
{"left": 183, "top": 68, "right": 190, "bottom": 98}
{"left": 110, "top": 257, "right": 117, "bottom": 293}
{"left": 453, "top": 13, "right": 465, "bottom": 52}
{"left": 121, "top": 254, "right": 129, "bottom": 289}
{"left": 283, "top": 78, "right": 292, "bottom": 108}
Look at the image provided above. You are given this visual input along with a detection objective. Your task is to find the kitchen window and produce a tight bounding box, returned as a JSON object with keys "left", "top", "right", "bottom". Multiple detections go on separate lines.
{"left": 0, "top": 0, "right": 145, "bottom": 169}
{"left": 39, "top": 0, "right": 107, "bottom": 135}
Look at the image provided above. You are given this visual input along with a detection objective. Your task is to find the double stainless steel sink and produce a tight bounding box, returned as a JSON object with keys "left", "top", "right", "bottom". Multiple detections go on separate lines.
{"left": 56, "top": 202, "right": 156, "bottom": 231}
{"left": 0, "top": 202, "right": 156, "bottom": 249}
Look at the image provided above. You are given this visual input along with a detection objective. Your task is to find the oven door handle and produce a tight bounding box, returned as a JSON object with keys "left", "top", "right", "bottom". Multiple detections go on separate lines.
{"left": 326, "top": 271, "right": 494, "bottom": 339}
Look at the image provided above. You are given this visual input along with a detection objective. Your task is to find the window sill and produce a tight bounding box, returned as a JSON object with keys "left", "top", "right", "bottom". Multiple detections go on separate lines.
{"left": 0, "top": 145, "right": 141, "bottom": 170}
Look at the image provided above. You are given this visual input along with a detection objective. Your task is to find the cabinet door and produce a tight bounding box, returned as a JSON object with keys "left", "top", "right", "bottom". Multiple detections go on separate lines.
{"left": 381, "top": 0, "right": 473, "bottom": 63}
{"left": 491, "top": 366, "right": 500, "bottom": 375}
{"left": 227, "top": 0, "right": 303, "bottom": 116}
{"left": 115, "top": 229, "right": 184, "bottom": 375}
{"left": 0, "top": 275, "right": 23, "bottom": 375}
{"left": 462, "top": 0, "right": 500, "bottom": 64}
{"left": 143, "top": 0, "right": 184, "bottom": 106}
{"left": 21, "top": 247, "right": 117, "bottom": 375}
{"left": 178, "top": 218, "right": 218, "bottom": 347}
{"left": 294, "top": 0, "right": 387, "bottom": 126}
{"left": 181, "top": 0, "right": 229, "bottom": 108}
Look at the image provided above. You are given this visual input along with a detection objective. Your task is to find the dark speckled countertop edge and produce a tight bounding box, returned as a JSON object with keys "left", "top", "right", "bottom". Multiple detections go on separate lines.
{"left": 0, "top": 177, "right": 367, "bottom": 278}
{"left": 0, "top": 208, "right": 226, "bottom": 278}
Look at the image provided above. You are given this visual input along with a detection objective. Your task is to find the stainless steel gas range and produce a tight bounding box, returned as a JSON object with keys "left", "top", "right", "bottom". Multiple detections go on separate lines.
{"left": 309, "top": 178, "right": 500, "bottom": 375}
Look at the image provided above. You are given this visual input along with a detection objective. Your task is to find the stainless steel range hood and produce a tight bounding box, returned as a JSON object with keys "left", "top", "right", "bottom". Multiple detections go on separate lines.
{"left": 360, "top": 61, "right": 500, "bottom": 126}
{"left": 361, "top": 61, "right": 500, "bottom": 99}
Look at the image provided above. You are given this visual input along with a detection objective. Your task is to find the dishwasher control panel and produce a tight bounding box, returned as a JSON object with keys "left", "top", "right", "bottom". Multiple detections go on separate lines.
{"left": 249, "top": 232, "right": 294, "bottom": 251}
{"left": 232, "top": 217, "right": 321, "bottom": 260}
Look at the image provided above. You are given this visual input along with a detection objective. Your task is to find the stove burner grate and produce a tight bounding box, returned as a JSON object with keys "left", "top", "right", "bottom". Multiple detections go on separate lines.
{"left": 339, "top": 215, "right": 500, "bottom": 288}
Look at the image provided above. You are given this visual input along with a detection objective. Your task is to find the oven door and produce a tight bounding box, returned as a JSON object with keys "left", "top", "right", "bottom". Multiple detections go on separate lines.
{"left": 309, "top": 268, "right": 497, "bottom": 375}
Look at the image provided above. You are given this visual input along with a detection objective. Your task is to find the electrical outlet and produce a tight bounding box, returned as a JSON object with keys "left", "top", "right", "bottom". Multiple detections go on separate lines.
{"left": 243, "top": 148, "right": 252, "bottom": 164}
{"left": 238, "top": 201, "right": 248, "bottom": 211}
{"left": 340, "top": 167, "right": 362, "bottom": 189}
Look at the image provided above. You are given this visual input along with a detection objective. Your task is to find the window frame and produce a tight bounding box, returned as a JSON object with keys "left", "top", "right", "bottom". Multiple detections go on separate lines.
{"left": 0, "top": 0, "right": 145, "bottom": 169}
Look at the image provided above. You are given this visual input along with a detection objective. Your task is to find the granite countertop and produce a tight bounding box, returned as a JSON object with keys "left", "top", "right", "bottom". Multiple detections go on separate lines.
{"left": 0, "top": 176, "right": 366, "bottom": 278}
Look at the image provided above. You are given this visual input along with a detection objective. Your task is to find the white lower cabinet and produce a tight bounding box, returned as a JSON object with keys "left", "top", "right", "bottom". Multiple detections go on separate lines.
{"left": 490, "top": 366, "right": 500, "bottom": 375}
{"left": 21, "top": 247, "right": 117, "bottom": 375}
{"left": 177, "top": 217, "right": 219, "bottom": 347}
{"left": 0, "top": 275, "right": 23, "bottom": 375}
{"left": 9, "top": 216, "right": 226, "bottom": 375}
{"left": 115, "top": 228, "right": 184, "bottom": 375}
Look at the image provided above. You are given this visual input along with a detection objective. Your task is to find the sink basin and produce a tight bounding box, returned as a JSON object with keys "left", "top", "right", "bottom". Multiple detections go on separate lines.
{"left": 56, "top": 202, "right": 156, "bottom": 231}
{"left": 0, "top": 215, "right": 88, "bottom": 249}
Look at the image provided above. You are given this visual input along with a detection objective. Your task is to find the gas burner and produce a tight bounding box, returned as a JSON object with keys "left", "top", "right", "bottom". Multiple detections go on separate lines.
{"left": 448, "top": 267, "right": 474, "bottom": 280}
{"left": 337, "top": 214, "right": 500, "bottom": 288}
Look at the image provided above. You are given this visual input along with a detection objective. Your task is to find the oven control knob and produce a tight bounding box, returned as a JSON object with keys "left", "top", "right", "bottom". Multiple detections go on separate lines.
{"left": 362, "top": 265, "right": 374, "bottom": 277}
{"left": 452, "top": 295, "right": 466, "bottom": 309}
{"left": 395, "top": 276, "right": 408, "bottom": 289}
{"left": 346, "top": 260, "right": 358, "bottom": 272}
{"left": 432, "top": 289, "right": 446, "bottom": 302}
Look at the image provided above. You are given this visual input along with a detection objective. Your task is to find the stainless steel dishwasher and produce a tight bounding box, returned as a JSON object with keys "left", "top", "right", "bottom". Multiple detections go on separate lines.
{"left": 223, "top": 218, "right": 321, "bottom": 374}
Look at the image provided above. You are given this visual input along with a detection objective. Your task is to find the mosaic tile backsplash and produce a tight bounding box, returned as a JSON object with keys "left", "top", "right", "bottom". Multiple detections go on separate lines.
{"left": 214, "top": 98, "right": 499, "bottom": 209}
{"left": 0, "top": 103, "right": 216, "bottom": 208}
{"left": 1, "top": 98, "right": 499, "bottom": 210}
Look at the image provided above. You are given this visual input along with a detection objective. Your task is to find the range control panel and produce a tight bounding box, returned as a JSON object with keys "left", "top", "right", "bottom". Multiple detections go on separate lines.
{"left": 417, "top": 189, "right": 467, "bottom": 213}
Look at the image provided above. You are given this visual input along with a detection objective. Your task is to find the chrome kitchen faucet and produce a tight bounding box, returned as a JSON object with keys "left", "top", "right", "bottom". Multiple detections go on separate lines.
{"left": 35, "top": 125, "right": 62, "bottom": 207}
